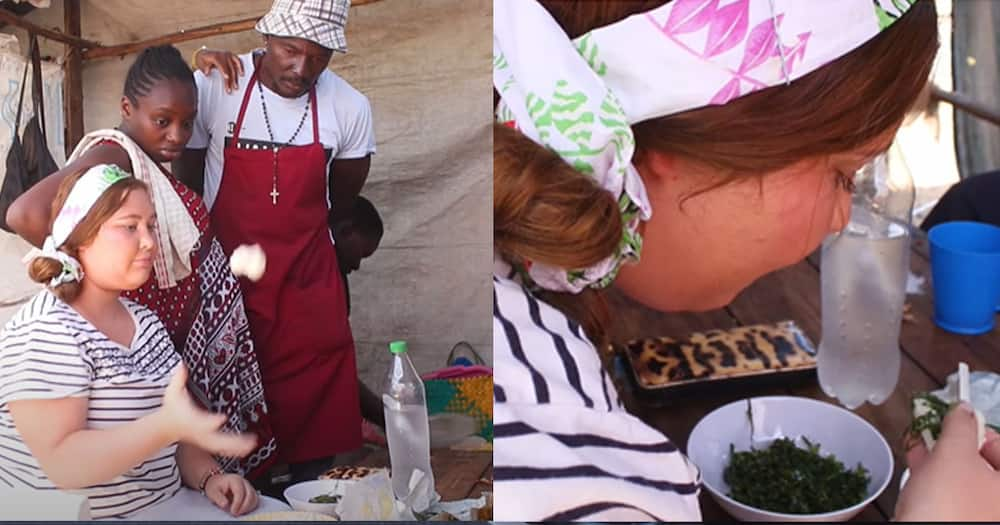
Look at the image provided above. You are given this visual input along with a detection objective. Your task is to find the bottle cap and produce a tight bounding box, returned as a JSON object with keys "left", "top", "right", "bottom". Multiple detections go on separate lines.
{"left": 389, "top": 340, "right": 408, "bottom": 354}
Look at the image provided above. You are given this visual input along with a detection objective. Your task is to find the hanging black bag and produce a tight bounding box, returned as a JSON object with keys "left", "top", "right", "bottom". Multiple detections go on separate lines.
{"left": 0, "top": 33, "right": 59, "bottom": 233}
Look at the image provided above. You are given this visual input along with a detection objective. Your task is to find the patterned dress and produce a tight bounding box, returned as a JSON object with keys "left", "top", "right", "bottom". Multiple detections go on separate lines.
{"left": 119, "top": 159, "right": 277, "bottom": 480}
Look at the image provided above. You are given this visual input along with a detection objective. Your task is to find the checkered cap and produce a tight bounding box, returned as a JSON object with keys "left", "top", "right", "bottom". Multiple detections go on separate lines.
{"left": 256, "top": 0, "right": 350, "bottom": 53}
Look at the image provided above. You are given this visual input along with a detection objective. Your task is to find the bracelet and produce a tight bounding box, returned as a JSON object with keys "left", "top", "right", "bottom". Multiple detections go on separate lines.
{"left": 190, "top": 45, "right": 208, "bottom": 71}
{"left": 198, "top": 466, "right": 223, "bottom": 494}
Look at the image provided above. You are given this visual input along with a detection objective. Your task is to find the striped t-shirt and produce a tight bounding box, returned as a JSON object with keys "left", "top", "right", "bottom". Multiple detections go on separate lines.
{"left": 493, "top": 266, "right": 702, "bottom": 522}
{"left": 0, "top": 290, "right": 182, "bottom": 519}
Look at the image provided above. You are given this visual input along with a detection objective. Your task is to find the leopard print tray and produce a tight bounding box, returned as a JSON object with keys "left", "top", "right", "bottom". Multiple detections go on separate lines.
{"left": 318, "top": 466, "right": 384, "bottom": 480}
{"left": 617, "top": 320, "right": 818, "bottom": 392}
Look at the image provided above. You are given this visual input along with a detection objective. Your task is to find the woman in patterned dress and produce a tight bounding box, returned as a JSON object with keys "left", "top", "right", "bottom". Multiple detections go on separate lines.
{"left": 5, "top": 46, "right": 277, "bottom": 480}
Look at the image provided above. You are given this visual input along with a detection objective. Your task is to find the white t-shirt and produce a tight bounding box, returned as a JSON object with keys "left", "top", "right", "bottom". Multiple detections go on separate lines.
{"left": 493, "top": 260, "right": 702, "bottom": 522}
{"left": 0, "top": 291, "right": 182, "bottom": 520}
{"left": 189, "top": 52, "right": 376, "bottom": 210}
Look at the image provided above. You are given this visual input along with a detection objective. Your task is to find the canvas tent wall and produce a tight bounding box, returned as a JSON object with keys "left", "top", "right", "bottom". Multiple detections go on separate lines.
{"left": 0, "top": 30, "right": 65, "bottom": 320}
{"left": 0, "top": 0, "right": 493, "bottom": 388}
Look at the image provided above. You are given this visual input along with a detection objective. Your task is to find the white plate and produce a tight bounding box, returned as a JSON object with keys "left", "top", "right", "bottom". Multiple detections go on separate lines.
{"left": 242, "top": 510, "right": 338, "bottom": 521}
{"left": 284, "top": 479, "right": 357, "bottom": 518}
{"left": 123, "top": 488, "right": 290, "bottom": 521}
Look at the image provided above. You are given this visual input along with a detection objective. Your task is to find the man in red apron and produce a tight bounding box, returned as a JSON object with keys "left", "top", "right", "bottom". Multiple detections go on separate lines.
{"left": 174, "top": 0, "right": 375, "bottom": 493}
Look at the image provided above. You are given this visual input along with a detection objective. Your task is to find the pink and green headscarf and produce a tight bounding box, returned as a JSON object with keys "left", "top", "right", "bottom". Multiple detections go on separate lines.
{"left": 23, "top": 164, "right": 132, "bottom": 287}
{"left": 494, "top": 0, "right": 919, "bottom": 293}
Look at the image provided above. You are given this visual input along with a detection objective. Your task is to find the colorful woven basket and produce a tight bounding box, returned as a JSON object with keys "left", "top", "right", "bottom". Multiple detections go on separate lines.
{"left": 423, "top": 342, "right": 493, "bottom": 441}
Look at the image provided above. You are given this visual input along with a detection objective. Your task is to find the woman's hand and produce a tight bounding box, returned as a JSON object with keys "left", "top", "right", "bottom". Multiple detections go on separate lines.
{"left": 894, "top": 402, "right": 1000, "bottom": 521}
{"left": 204, "top": 473, "right": 260, "bottom": 516}
{"left": 159, "top": 365, "right": 257, "bottom": 457}
{"left": 194, "top": 48, "right": 244, "bottom": 93}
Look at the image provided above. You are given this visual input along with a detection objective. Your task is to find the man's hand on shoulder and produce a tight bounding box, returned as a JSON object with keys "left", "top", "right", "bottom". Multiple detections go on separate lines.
{"left": 194, "top": 49, "right": 245, "bottom": 94}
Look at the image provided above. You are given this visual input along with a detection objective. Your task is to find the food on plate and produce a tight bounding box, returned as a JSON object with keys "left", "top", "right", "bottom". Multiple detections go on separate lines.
{"left": 906, "top": 362, "right": 994, "bottom": 451}
{"left": 908, "top": 391, "right": 950, "bottom": 450}
{"left": 723, "top": 437, "right": 870, "bottom": 514}
{"left": 308, "top": 494, "right": 342, "bottom": 504}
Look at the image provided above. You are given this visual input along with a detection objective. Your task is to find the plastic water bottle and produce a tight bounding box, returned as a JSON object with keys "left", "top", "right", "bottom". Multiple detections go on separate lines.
{"left": 819, "top": 153, "right": 913, "bottom": 409}
{"left": 382, "top": 340, "right": 435, "bottom": 510}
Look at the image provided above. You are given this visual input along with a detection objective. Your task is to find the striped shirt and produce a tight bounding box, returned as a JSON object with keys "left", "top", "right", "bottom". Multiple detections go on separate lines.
{"left": 0, "top": 290, "right": 182, "bottom": 520}
{"left": 493, "top": 265, "right": 702, "bottom": 522}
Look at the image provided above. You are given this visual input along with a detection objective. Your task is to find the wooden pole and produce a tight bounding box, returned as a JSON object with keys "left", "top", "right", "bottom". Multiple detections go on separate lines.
{"left": 82, "top": 0, "right": 385, "bottom": 61}
{"left": 82, "top": 16, "right": 259, "bottom": 60}
{"left": 0, "top": 7, "right": 97, "bottom": 48}
{"left": 931, "top": 85, "right": 1000, "bottom": 128}
{"left": 63, "top": 0, "right": 84, "bottom": 157}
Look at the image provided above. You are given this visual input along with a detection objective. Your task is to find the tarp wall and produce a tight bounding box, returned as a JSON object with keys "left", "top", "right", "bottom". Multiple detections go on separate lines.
{"left": 0, "top": 0, "right": 493, "bottom": 391}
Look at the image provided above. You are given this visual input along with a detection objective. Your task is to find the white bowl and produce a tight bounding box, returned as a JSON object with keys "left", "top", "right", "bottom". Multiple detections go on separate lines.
{"left": 687, "top": 396, "right": 894, "bottom": 522}
{"left": 283, "top": 479, "right": 355, "bottom": 518}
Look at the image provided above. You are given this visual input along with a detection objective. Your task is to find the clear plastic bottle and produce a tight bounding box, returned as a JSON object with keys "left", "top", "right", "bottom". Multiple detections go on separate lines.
{"left": 819, "top": 153, "right": 913, "bottom": 409}
{"left": 381, "top": 340, "right": 435, "bottom": 510}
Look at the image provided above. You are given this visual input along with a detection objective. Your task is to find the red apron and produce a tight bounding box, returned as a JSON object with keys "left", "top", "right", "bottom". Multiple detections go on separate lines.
{"left": 211, "top": 70, "right": 361, "bottom": 463}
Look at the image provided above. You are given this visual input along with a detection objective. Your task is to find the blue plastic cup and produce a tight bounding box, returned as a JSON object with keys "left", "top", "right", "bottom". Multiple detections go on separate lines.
{"left": 928, "top": 221, "right": 1000, "bottom": 334}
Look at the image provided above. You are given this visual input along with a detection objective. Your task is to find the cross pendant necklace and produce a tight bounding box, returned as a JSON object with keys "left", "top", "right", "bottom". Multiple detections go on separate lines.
{"left": 258, "top": 75, "right": 310, "bottom": 206}
{"left": 269, "top": 149, "right": 281, "bottom": 204}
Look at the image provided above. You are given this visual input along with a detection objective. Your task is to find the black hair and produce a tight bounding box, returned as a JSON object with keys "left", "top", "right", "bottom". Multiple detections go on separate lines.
{"left": 330, "top": 196, "right": 383, "bottom": 239}
{"left": 123, "top": 45, "right": 195, "bottom": 105}
{"left": 352, "top": 196, "right": 383, "bottom": 239}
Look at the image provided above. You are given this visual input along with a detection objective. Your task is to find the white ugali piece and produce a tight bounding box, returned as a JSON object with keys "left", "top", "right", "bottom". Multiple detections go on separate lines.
{"left": 230, "top": 244, "right": 266, "bottom": 281}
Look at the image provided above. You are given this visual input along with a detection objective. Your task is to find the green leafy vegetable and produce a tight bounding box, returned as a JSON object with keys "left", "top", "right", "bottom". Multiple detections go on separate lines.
{"left": 906, "top": 392, "right": 950, "bottom": 446}
{"left": 308, "top": 494, "right": 341, "bottom": 504}
{"left": 723, "top": 437, "right": 870, "bottom": 514}
{"left": 905, "top": 392, "right": 1000, "bottom": 448}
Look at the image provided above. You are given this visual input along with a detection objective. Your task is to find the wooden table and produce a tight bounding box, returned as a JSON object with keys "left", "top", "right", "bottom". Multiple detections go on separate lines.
{"left": 604, "top": 232, "right": 991, "bottom": 521}
{"left": 352, "top": 446, "right": 493, "bottom": 503}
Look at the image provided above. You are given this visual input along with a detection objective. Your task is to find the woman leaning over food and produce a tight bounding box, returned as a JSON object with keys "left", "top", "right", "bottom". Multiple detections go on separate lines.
{"left": 493, "top": 0, "right": 1000, "bottom": 521}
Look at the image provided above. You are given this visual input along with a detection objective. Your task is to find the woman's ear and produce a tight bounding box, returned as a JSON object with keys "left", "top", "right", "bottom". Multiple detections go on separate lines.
{"left": 634, "top": 149, "right": 679, "bottom": 189}
{"left": 120, "top": 95, "right": 133, "bottom": 120}
{"left": 636, "top": 149, "right": 726, "bottom": 199}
